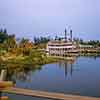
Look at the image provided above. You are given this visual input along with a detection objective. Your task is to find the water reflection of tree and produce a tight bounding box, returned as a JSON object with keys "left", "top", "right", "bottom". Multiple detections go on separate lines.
{"left": 0, "top": 64, "right": 42, "bottom": 83}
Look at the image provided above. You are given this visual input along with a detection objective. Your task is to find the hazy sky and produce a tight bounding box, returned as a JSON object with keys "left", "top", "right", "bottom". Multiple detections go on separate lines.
{"left": 0, "top": 0, "right": 100, "bottom": 40}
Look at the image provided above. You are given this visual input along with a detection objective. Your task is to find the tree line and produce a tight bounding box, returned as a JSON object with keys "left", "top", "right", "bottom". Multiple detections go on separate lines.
{"left": 0, "top": 28, "right": 100, "bottom": 49}
{"left": 74, "top": 38, "right": 100, "bottom": 47}
{"left": 0, "top": 28, "right": 51, "bottom": 56}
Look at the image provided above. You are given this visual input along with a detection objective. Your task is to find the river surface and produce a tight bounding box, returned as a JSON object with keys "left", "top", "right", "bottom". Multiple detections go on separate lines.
{"left": 2, "top": 56, "right": 100, "bottom": 100}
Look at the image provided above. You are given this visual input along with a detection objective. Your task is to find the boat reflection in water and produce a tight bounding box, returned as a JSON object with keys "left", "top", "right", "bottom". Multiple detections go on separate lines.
{"left": 58, "top": 58, "right": 75, "bottom": 78}
{"left": 0, "top": 56, "right": 77, "bottom": 83}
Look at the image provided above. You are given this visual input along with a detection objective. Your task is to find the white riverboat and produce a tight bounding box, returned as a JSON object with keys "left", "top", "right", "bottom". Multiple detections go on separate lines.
{"left": 46, "top": 28, "right": 79, "bottom": 57}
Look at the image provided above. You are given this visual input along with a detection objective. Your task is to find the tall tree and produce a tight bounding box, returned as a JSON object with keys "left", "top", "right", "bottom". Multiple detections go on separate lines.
{"left": 3, "top": 34, "right": 17, "bottom": 49}
{"left": 0, "top": 28, "right": 8, "bottom": 43}
{"left": 4, "top": 28, "right": 7, "bottom": 34}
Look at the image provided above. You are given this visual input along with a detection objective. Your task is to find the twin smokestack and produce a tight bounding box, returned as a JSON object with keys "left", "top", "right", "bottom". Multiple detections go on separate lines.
{"left": 65, "top": 28, "right": 73, "bottom": 42}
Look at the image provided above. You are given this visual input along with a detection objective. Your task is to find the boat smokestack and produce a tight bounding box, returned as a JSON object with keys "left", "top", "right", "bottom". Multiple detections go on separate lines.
{"left": 70, "top": 29, "right": 72, "bottom": 42}
{"left": 65, "top": 28, "right": 67, "bottom": 42}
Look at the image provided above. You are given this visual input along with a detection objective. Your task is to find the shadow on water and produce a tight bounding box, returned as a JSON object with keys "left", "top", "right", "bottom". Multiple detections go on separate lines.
{"left": 0, "top": 64, "right": 42, "bottom": 84}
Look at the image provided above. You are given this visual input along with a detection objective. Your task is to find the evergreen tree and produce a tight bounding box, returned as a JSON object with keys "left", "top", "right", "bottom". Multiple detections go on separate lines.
{"left": 0, "top": 28, "right": 8, "bottom": 43}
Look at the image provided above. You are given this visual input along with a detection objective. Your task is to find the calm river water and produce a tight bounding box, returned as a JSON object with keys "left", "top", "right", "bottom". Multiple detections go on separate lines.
{"left": 3, "top": 56, "right": 100, "bottom": 100}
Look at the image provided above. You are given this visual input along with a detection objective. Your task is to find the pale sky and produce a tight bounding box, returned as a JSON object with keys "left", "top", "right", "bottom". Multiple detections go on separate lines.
{"left": 0, "top": 0, "right": 100, "bottom": 40}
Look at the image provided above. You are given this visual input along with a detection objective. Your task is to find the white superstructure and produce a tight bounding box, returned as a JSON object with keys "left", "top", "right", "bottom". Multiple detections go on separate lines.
{"left": 46, "top": 28, "right": 78, "bottom": 56}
